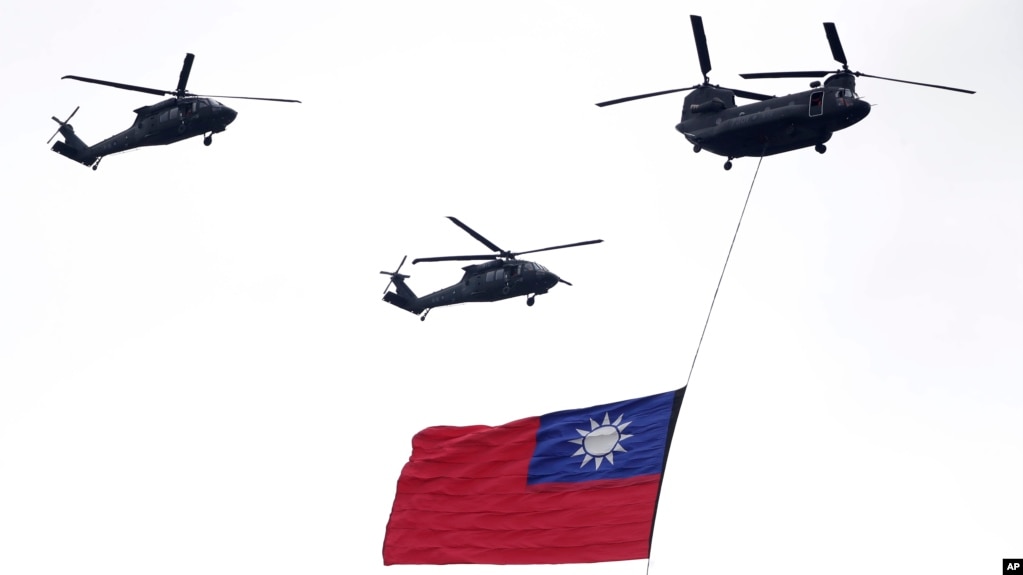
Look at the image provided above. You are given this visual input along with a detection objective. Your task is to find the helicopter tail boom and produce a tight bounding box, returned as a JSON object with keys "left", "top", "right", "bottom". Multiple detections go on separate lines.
{"left": 51, "top": 138, "right": 99, "bottom": 168}
{"left": 383, "top": 272, "right": 418, "bottom": 304}
{"left": 49, "top": 109, "right": 98, "bottom": 167}
{"left": 383, "top": 291, "right": 423, "bottom": 315}
{"left": 380, "top": 257, "right": 423, "bottom": 315}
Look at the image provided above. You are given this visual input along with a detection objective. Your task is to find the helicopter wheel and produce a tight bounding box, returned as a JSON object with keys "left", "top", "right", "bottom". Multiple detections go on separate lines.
{"left": 204, "top": 135, "right": 213, "bottom": 146}
{"left": 815, "top": 143, "right": 827, "bottom": 154}
{"left": 527, "top": 296, "right": 535, "bottom": 307}
{"left": 693, "top": 144, "right": 702, "bottom": 153}
{"left": 723, "top": 160, "right": 733, "bottom": 171}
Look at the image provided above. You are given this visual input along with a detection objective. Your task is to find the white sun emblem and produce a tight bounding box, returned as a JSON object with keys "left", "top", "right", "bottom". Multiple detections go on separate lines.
{"left": 569, "top": 412, "right": 633, "bottom": 469}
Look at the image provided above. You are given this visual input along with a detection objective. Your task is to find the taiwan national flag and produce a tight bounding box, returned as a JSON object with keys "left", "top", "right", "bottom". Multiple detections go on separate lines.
{"left": 382, "top": 387, "right": 686, "bottom": 565}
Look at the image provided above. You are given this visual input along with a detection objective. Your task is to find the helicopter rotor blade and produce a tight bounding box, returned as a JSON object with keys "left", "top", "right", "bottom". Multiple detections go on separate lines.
{"left": 176, "top": 53, "right": 195, "bottom": 96}
{"left": 62, "top": 75, "right": 170, "bottom": 97}
{"left": 47, "top": 105, "right": 79, "bottom": 144}
{"left": 730, "top": 88, "right": 776, "bottom": 101}
{"left": 691, "top": 15, "right": 712, "bottom": 83}
{"left": 512, "top": 239, "right": 604, "bottom": 258}
{"left": 823, "top": 23, "right": 848, "bottom": 68}
{"left": 445, "top": 217, "right": 504, "bottom": 254}
{"left": 739, "top": 71, "right": 831, "bottom": 79}
{"left": 412, "top": 254, "right": 499, "bottom": 264}
{"left": 739, "top": 69, "right": 973, "bottom": 93}
{"left": 742, "top": 22, "right": 974, "bottom": 94}
{"left": 191, "top": 93, "right": 302, "bottom": 103}
{"left": 380, "top": 271, "right": 395, "bottom": 295}
{"left": 595, "top": 86, "right": 700, "bottom": 107}
{"left": 381, "top": 255, "right": 408, "bottom": 294}
{"left": 852, "top": 72, "right": 975, "bottom": 94}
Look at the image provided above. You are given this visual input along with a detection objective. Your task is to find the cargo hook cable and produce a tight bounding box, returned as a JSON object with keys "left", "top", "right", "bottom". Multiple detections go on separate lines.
{"left": 683, "top": 153, "right": 765, "bottom": 389}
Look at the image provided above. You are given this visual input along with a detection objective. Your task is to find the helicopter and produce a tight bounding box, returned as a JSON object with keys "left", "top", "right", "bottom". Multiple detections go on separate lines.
{"left": 380, "top": 217, "right": 603, "bottom": 321}
{"left": 48, "top": 53, "right": 300, "bottom": 170}
{"left": 596, "top": 16, "right": 974, "bottom": 170}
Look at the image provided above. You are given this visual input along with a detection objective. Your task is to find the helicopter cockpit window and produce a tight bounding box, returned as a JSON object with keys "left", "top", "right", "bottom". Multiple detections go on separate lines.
{"left": 523, "top": 263, "right": 534, "bottom": 272}
{"left": 486, "top": 271, "right": 495, "bottom": 282}
{"left": 835, "top": 88, "right": 857, "bottom": 107}
{"left": 494, "top": 269, "right": 505, "bottom": 281}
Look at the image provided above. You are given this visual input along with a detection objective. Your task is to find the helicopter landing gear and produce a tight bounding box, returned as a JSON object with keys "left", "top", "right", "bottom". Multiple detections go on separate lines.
{"left": 693, "top": 144, "right": 702, "bottom": 153}
{"left": 724, "top": 157, "right": 733, "bottom": 170}
{"left": 203, "top": 133, "right": 213, "bottom": 146}
{"left": 815, "top": 143, "right": 827, "bottom": 154}
{"left": 420, "top": 308, "right": 431, "bottom": 321}
{"left": 91, "top": 157, "right": 102, "bottom": 171}
{"left": 527, "top": 296, "right": 536, "bottom": 307}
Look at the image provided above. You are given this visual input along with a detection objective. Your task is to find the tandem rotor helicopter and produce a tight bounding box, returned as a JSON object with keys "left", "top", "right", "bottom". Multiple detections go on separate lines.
{"left": 597, "top": 16, "right": 974, "bottom": 170}
{"left": 49, "top": 53, "right": 301, "bottom": 170}
{"left": 381, "top": 217, "right": 603, "bottom": 321}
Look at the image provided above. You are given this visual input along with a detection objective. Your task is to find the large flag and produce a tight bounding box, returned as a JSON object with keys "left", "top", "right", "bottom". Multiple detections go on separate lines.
{"left": 383, "top": 387, "right": 686, "bottom": 565}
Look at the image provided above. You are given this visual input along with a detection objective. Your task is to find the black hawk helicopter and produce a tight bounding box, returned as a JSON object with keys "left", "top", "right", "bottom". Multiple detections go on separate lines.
{"left": 381, "top": 217, "right": 603, "bottom": 321}
{"left": 49, "top": 53, "right": 300, "bottom": 170}
{"left": 597, "top": 16, "right": 974, "bottom": 170}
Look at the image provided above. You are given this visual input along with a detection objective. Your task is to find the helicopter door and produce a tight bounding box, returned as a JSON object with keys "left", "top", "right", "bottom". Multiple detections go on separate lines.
{"left": 809, "top": 91, "right": 824, "bottom": 117}
{"left": 469, "top": 272, "right": 483, "bottom": 294}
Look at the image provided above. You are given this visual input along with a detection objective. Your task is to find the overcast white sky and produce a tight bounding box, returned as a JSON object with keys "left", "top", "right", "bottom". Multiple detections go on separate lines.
{"left": 2, "top": 1, "right": 1020, "bottom": 574}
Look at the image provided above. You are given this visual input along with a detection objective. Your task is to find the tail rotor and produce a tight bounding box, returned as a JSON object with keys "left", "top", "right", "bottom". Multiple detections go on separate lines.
{"left": 47, "top": 106, "right": 79, "bottom": 144}
{"left": 380, "top": 255, "right": 409, "bottom": 294}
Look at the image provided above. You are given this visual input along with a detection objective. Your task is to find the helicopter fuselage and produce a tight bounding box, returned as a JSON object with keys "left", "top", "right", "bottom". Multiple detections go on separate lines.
{"left": 384, "top": 259, "right": 562, "bottom": 317}
{"left": 51, "top": 96, "right": 238, "bottom": 169}
{"left": 678, "top": 76, "right": 870, "bottom": 160}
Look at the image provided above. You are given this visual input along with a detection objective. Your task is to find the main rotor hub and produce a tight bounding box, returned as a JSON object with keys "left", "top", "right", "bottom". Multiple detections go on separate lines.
{"left": 823, "top": 71, "right": 857, "bottom": 91}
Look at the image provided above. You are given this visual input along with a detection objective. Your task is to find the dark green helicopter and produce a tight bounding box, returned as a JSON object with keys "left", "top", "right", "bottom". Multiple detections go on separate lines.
{"left": 597, "top": 16, "right": 974, "bottom": 170}
{"left": 49, "top": 53, "right": 300, "bottom": 170}
{"left": 381, "top": 217, "right": 603, "bottom": 321}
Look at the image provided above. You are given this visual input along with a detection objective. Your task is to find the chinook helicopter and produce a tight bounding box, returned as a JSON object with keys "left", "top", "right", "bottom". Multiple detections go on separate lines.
{"left": 381, "top": 217, "right": 603, "bottom": 321}
{"left": 597, "top": 16, "right": 974, "bottom": 170}
{"left": 49, "top": 53, "right": 300, "bottom": 170}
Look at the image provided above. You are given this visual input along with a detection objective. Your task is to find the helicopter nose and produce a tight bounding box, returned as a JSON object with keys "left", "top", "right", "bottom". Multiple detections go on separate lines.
{"left": 546, "top": 272, "right": 560, "bottom": 289}
{"left": 851, "top": 98, "right": 871, "bottom": 123}
{"left": 223, "top": 106, "right": 238, "bottom": 125}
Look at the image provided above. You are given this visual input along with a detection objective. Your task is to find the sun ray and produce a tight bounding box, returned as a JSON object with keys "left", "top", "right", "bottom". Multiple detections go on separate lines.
{"left": 568, "top": 411, "right": 636, "bottom": 470}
